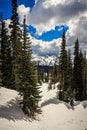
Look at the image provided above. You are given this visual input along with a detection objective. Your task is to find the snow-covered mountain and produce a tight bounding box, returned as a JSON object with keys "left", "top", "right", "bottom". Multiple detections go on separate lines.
{"left": 0, "top": 83, "right": 87, "bottom": 130}
{"left": 32, "top": 55, "right": 59, "bottom": 66}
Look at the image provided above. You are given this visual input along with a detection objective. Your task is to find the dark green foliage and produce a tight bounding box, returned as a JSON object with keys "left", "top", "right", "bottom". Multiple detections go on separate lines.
{"left": 21, "top": 63, "right": 42, "bottom": 118}
{"left": 59, "top": 32, "right": 68, "bottom": 92}
{"left": 64, "top": 87, "right": 76, "bottom": 107}
{"left": 85, "top": 59, "right": 87, "bottom": 97}
{"left": 19, "top": 16, "right": 42, "bottom": 118}
{"left": 65, "top": 50, "right": 72, "bottom": 93}
{"left": 72, "top": 39, "right": 79, "bottom": 93}
{"left": 57, "top": 32, "right": 74, "bottom": 104}
{"left": 72, "top": 39, "right": 84, "bottom": 100}
{"left": 58, "top": 32, "right": 68, "bottom": 100}
{"left": 9, "top": 0, "right": 22, "bottom": 89}
{"left": 63, "top": 49, "right": 73, "bottom": 102}
{"left": 1, "top": 20, "right": 12, "bottom": 88}
{"left": 83, "top": 52, "right": 87, "bottom": 99}
{"left": 0, "top": 46, "right": 2, "bottom": 88}
{"left": 0, "top": 12, "right": 2, "bottom": 87}
{"left": 59, "top": 32, "right": 67, "bottom": 73}
{"left": 48, "top": 64, "right": 59, "bottom": 90}
{"left": 51, "top": 64, "right": 59, "bottom": 88}
{"left": 78, "top": 51, "right": 84, "bottom": 100}
{"left": 8, "top": 0, "right": 42, "bottom": 118}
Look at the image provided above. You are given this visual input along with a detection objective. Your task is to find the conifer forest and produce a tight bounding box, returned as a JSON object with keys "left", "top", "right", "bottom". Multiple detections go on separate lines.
{"left": 0, "top": 0, "right": 87, "bottom": 120}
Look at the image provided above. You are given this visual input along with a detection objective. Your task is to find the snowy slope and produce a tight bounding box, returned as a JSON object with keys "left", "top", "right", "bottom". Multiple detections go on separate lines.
{"left": 0, "top": 84, "right": 87, "bottom": 130}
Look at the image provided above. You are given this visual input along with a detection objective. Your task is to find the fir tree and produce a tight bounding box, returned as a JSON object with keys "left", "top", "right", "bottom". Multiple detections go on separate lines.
{"left": 9, "top": 0, "right": 22, "bottom": 89}
{"left": 0, "top": 12, "right": 2, "bottom": 87}
{"left": 67, "top": 50, "right": 72, "bottom": 86}
{"left": 58, "top": 32, "right": 68, "bottom": 100}
{"left": 64, "top": 49, "right": 74, "bottom": 103}
{"left": 72, "top": 39, "right": 84, "bottom": 100}
{"left": 1, "top": 19, "right": 12, "bottom": 89}
{"left": 85, "top": 58, "right": 87, "bottom": 98}
{"left": 59, "top": 32, "right": 67, "bottom": 72}
{"left": 83, "top": 51, "right": 87, "bottom": 99}
{"left": 59, "top": 32, "right": 68, "bottom": 91}
{"left": 79, "top": 50, "right": 84, "bottom": 100}
{"left": 19, "top": 16, "right": 41, "bottom": 118}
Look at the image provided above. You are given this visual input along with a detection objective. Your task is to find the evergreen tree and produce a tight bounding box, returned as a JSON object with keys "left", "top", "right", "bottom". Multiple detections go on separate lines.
{"left": 66, "top": 49, "right": 72, "bottom": 89}
{"left": 72, "top": 39, "right": 79, "bottom": 91}
{"left": 58, "top": 32, "right": 68, "bottom": 100}
{"left": 85, "top": 58, "right": 87, "bottom": 98}
{"left": 59, "top": 32, "right": 68, "bottom": 91}
{"left": 1, "top": 19, "right": 12, "bottom": 88}
{"left": 83, "top": 51, "right": 87, "bottom": 99}
{"left": 9, "top": 0, "right": 22, "bottom": 89}
{"left": 0, "top": 12, "right": 2, "bottom": 87}
{"left": 59, "top": 32, "right": 67, "bottom": 72}
{"left": 37, "top": 62, "right": 41, "bottom": 84}
{"left": 72, "top": 39, "right": 84, "bottom": 100}
{"left": 19, "top": 16, "right": 41, "bottom": 118}
{"left": 64, "top": 49, "right": 74, "bottom": 104}
{"left": 0, "top": 59, "right": 2, "bottom": 87}
{"left": 79, "top": 50, "right": 84, "bottom": 100}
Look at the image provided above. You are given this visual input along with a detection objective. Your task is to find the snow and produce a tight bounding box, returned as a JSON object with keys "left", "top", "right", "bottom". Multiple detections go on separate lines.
{"left": 0, "top": 83, "right": 87, "bottom": 130}
{"left": 32, "top": 55, "right": 58, "bottom": 66}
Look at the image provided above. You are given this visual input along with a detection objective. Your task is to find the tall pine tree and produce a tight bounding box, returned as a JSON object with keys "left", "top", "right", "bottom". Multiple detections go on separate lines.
{"left": 79, "top": 50, "right": 84, "bottom": 100}
{"left": 72, "top": 39, "right": 84, "bottom": 100}
{"left": 64, "top": 49, "right": 74, "bottom": 105}
{"left": 66, "top": 49, "right": 72, "bottom": 89}
{"left": 9, "top": 0, "right": 22, "bottom": 89}
{"left": 1, "top": 19, "right": 12, "bottom": 89}
{"left": 83, "top": 51, "right": 87, "bottom": 99}
{"left": 0, "top": 12, "right": 2, "bottom": 87}
{"left": 19, "top": 16, "right": 41, "bottom": 118}
{"left": 58, "top": 31, "right": 68, "bottom": 100}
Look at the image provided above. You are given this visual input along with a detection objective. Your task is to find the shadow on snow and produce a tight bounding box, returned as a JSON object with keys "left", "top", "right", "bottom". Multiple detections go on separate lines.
{"left": 0, "top": 98, "right": 30, "bottom": 122}
{"left": 41, "top": 97, "right": 87, "bottom": 110}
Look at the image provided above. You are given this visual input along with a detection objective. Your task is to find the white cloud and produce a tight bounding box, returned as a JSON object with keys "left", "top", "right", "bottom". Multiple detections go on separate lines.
{"left": 43, "top": 0, "right": 66, "bottom": 8}
{"left": 18, "top": 0, "right": 87, "bottom": 35}
{"left": 17, "top": 5, "right": 30, "bottom": 24}
{"left": 17, "top": 0, "right": 87, "bottom": 56}
{"left": 31, "top": 36, "right": 61, "bottom": 56}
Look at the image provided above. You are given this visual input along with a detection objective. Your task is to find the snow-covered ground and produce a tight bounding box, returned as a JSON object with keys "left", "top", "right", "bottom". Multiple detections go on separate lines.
{"left": 0, "top": 83, "right": 87, "bottom": 130}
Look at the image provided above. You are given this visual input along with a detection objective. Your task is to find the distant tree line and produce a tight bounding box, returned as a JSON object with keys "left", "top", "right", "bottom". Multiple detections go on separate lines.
{"left": 50, "top": 32, "right": 87, "bottom": 106}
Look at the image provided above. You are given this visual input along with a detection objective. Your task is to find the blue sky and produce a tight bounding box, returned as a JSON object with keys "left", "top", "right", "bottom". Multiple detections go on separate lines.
{"left": 0, "top": 0, "right": 68, "bottom": 42}
{"left": 0, "top": 0, "right": 35, "bottom": 19}
{"left": 28, "top": 25, "right": 68, "bottom": 42}
{"left": 0, "top": 0, "right": 87, "bottom": 56}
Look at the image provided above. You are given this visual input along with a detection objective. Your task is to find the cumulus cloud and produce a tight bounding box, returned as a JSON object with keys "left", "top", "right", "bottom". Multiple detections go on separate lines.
{"left": 26, "top": 0, "right": 87, "bottom": 26}
{"left": 17, "top": 5, "right": 30, "bottom": 24}
{"left": 31, "top": 37, "right": 61, "bottom": 56}
{"left": 66, "top": 16, "right": 87, "bottom": 51}
{"left": 17, "top": 0, "right": 87, "bottom": 56}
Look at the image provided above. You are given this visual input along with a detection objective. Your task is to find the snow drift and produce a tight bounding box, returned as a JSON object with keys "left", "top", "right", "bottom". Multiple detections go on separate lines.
{"left": 0, "top": 83, "right": 87, "bottom": 130}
